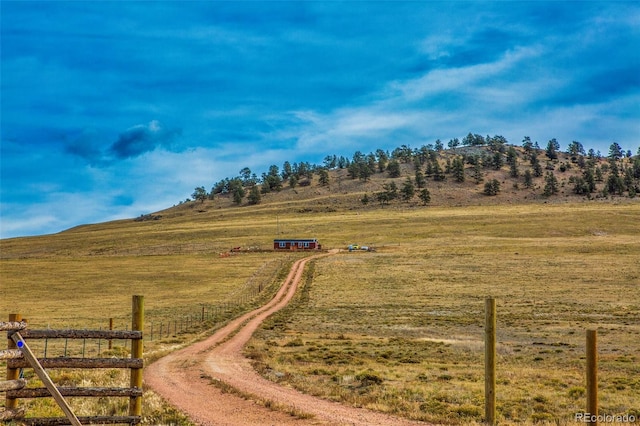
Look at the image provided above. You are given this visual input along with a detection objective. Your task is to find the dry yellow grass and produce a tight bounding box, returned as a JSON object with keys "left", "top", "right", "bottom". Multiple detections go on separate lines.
{"left": 1, "top": 253, "right": 284, "bottom": 329}
{"left": 2, "top": 201, "right": 639, "bottom": 424}
{"left": 247, "top": 202, "right": 640, "bottom": 424}
{"left": 1, "top": 219, "right": 299, "bottom": 424}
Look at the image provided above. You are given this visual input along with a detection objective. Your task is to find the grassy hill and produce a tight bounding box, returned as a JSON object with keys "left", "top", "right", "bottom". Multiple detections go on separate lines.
{"left": 1, "top": 144, "right": 639, "bottom": 424}
{"left": 193, "top": 143, "right": 639, "bottom": 211}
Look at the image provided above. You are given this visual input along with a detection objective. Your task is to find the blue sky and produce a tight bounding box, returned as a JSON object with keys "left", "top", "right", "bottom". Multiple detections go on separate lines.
{"left": 1, "top": 1, "right": 639, "bottom": 238}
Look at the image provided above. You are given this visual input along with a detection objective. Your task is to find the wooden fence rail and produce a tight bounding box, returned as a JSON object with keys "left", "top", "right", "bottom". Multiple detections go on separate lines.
{"left": 21, "top": 415, "right": 142, "bottom": 425}
{"left": 0, "top": 378, "right": 27, "bottom": 392}
{"left": 7, "top": 357, "right": 143, "bottom": 369}
{"left": 3, "top": 295, "right": 144, "bottom": 425}
{"left": 0, "top": 407, "right": 26, "bottom": 422}
{"left": 0, "top": 321, "right": 27, "bottom": 332}
{"left": 20, "top": 329, "right": 142, "bottom": 340}
{"left": 0, "top": 349, "right": 23, "bottom": 360}
{"left": 8, "top": 386, "right": 143, "bottom": 398}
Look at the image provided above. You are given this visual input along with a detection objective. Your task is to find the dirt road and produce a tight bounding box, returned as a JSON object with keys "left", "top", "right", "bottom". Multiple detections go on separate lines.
{"left": 144, "top": 251, "right": 427, "bottom": 425}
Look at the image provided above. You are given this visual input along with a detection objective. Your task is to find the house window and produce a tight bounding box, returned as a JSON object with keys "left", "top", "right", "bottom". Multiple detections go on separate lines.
{"left": 304, "top": 242, "right": 310, "bottom": 248}
{"left": 298, "top": 242, "right": 303, "bottom": 248}
{"left": 279, "top": 242, "right": 286, "bottom": 248}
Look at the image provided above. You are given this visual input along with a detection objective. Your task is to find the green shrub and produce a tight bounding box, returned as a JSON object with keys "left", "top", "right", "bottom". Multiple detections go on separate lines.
{"left": 356, "top": 371, "right": 384, "bottom": 386}
{"left": 284, "top": 337, "right": 304, "bottom": 347}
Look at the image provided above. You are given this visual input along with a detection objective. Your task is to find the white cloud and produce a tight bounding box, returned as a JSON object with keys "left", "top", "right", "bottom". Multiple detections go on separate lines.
{"left": 390, "top": 45, "right": 544, "bottom": 103}
{"left": 284, "top": 45, "right": 548, "bottom": 153}
{"left": 0, "top": 209, "right": 60, "bottom": 239}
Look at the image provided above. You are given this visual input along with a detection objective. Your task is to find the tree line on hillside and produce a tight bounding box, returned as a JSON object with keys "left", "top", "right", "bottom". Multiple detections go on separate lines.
{"left": 187, "top": 134, "right": 640, "bottom": 206}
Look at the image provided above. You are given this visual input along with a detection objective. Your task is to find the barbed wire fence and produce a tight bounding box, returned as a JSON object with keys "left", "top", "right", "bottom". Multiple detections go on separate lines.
{"left": 20, "top": 256, "right": 293, "bottom": 359}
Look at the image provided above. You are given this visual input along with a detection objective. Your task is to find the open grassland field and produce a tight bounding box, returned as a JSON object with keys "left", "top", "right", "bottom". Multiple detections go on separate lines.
{"left": 1, "top": 215, "right": 304, "bottom": 423}
{"left": 1, "top": 202, "right": 639, "bottom": 424}
{"left": 246, "top": 203, "right": 640, "bottom": 424}
{"left": 0, "top": 252, "right": 288, "bottom": 330}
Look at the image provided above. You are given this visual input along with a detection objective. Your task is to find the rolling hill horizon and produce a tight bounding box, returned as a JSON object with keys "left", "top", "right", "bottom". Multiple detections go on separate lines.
{"left": 125, "top": 141, "right": 640, "bottom": 228}
{"left": 2, "top": 140, "right": 639, "bottom": 242}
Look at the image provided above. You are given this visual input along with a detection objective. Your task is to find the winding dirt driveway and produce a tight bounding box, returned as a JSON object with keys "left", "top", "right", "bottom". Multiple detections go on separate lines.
{"left": 144, "top": 251, "right": 427, "bottom": 425}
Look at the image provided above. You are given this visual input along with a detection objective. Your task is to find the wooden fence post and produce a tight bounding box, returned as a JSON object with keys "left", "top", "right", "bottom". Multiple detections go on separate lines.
{"left": 586, "top": 329, "right": 598, "bottom": 426}
{"left": 6, "top": 313, "right": 22, "bottom": 410}
{"left": 129, "top": 295, "right": 144, "bottom": 417}
{"left": 108, "top": 318, "right": 114, "bottom": 350}
{"left": 485, "top": 298, "right": 496, "bottom": 425}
